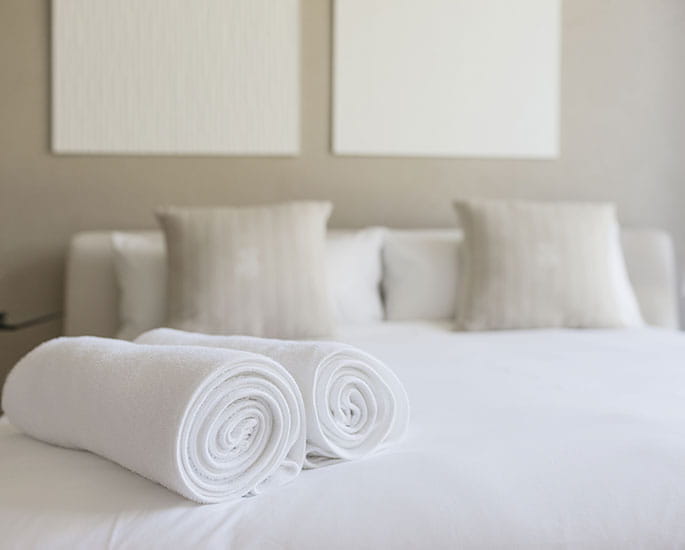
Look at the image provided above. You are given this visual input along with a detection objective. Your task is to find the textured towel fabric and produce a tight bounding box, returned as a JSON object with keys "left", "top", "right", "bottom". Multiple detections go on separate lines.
{"left": 1, "top": 337, "right": 305, "bottom": 503}
{"left": 136, "top": 329, "right": 410, "bottom": 468}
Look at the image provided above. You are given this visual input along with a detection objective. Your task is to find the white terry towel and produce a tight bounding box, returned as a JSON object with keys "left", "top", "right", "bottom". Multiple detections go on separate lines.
{"left": 1, "top": 337, "right": 305, "bottom": 503}
{"left": 136, "top": 329, "right": 410, "bottom": 468}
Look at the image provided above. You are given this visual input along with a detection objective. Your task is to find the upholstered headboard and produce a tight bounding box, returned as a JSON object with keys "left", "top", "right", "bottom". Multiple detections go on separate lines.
{"left": 64, "top": 228, "right": 680, "bottom": 337}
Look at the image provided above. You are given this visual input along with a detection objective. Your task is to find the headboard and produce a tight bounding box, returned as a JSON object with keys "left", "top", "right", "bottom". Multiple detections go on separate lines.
{"left": 64, "top": 228, "right": 680, "bottom": 337}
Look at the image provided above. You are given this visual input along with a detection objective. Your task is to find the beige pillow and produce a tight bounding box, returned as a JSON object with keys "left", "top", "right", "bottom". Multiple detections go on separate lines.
{"left": 157, "top": 202, "right": 335, "bottom": 338}
{"left": 454, "top": 199, "right": 644, "bottom": 330}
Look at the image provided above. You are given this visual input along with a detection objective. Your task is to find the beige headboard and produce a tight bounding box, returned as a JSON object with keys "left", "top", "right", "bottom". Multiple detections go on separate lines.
{"left": 64, "top": 228, "right": 680, "bottom": 337}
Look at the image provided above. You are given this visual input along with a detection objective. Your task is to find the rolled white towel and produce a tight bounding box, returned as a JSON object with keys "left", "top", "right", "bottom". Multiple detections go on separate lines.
{"left": 136, "top": 329, "right": 410, "bottom": 468}
{"left": 1, "top": 337, "right": 305, "bottom": 503}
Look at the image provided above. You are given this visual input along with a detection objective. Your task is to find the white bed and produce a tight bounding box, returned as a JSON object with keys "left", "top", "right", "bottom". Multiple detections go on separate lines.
{"left": 3, "top": 322, "right": 685, "bottom": 548}
{"left": 1, "top": 228, "right": 684, "bottom": 549}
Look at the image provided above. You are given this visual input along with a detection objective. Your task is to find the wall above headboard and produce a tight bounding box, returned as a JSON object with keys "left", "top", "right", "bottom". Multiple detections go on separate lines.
{"left": 1, "top": 0, "right": 684, "bottom": 398}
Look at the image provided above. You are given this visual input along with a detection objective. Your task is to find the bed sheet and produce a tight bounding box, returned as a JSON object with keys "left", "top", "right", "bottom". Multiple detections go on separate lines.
{"left": 2, "top": 323, "right": 685, "bottom": 549}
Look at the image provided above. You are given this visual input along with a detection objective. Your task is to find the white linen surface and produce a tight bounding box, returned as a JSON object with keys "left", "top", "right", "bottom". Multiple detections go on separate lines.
{"left": 2, "top": 324, "right": 685, "bottom": 548}
{"left": 136, "top": 328, "right": 409, "bottom": 468}
{"left": 1, "top": 337, "right": 305, "bottom": 504}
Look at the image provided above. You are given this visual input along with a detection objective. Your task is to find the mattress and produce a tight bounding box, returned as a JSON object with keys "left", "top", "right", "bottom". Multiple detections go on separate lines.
{"left": 2, "top": 322, "right": 685, "bottom": 549}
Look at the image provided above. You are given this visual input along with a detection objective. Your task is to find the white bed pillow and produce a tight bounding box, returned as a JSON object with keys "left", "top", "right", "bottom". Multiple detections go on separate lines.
{"left": 113, "top": 228, "right": 385, "bottom": 339}
{"left": 157, "top": 202, "right": 335, "bottom": 339}
{"left": 382, "top": 230, "right": 462, "bottom": 321}
{"left": 112, "top": 231, "right": 167, "bottom": 341}
{"left": 454, "top": 199, "right": 644, "bottom": 330}
{"left": 326, "top": 228, "right": 385, "bottom": 324}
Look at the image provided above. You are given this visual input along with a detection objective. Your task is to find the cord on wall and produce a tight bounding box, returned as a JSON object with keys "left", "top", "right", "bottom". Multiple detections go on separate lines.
{"left": 0, "top": 311, "right": 62, "bottom": 332}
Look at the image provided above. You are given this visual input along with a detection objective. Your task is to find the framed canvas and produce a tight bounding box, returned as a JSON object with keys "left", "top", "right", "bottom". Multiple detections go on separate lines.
{"left": 52, "top": 0, "right": 300, "bottom": 155}
{"left": 333, "top": 0, "right": 561, "bottom": 158}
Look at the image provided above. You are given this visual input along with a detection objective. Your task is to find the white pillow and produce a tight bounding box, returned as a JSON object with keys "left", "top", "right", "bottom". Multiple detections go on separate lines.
{"left": 382, "top": 230, "right": 462, "bottom": 321}
{"left": 157, "top": 202, "right": 334, "bottom": 339}
{"left": 112, "top": 231, "right": 167, "bottom": 341}
{"left": 113, "top": 228, "right": 385, "bottom": 339}
{"left": 454, "top": 199, "right": 644, "bottom": 330}
{"left": 326, "top": 228, "right": 385, "bottom": 324}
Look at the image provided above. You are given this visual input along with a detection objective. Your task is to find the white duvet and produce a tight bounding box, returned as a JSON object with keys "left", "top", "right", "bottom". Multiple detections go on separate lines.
{"left": 2, "top": 323, "right": 685, "bottom": 549}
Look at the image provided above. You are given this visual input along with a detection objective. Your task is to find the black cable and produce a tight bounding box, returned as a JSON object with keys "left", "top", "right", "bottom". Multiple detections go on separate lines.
{"left": 0, "top": 311, "right": 63, "bottom": 331}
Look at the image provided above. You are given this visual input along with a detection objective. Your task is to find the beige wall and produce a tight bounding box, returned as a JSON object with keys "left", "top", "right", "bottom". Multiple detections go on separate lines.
{"left": 1, "top": 0, "right": 684, "bottom": 394}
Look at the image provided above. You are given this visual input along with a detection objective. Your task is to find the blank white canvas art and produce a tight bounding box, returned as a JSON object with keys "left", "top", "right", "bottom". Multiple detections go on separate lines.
{"left": 333, "top": 0, "right": 561, "bottom": 158}
{"left": 52, "top": 0, "right": 299, "bottom": 155}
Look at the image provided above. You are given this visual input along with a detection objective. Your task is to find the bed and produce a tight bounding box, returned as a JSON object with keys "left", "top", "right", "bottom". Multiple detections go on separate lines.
{"left": 0, "top": 228, "right": 683, "bottom": 549}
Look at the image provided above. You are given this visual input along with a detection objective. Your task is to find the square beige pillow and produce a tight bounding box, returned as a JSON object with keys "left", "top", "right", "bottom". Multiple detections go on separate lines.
{"left": 454, "top": 199, "right": 644, "bottom": 330}
{"left": 157, "top": 201, "right": 335, "bottom": 338}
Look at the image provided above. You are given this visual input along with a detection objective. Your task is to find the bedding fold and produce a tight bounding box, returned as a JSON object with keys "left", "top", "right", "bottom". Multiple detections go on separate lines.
{"left": 136, "top": 328, "right": 410, "bottom": 468}
{"left": 1, "top": 337, "right": 305, "bottom": 503}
